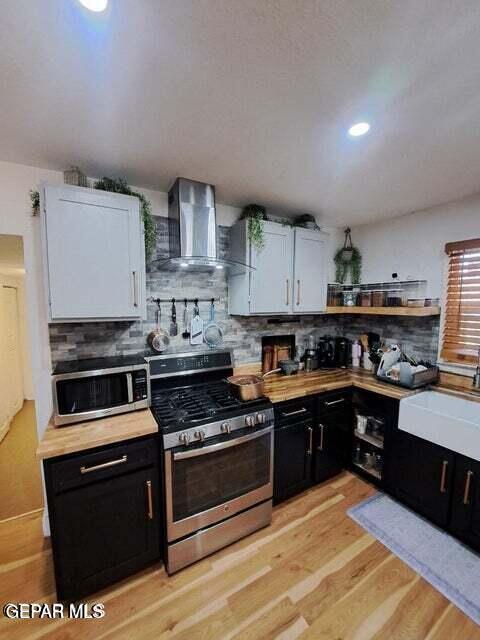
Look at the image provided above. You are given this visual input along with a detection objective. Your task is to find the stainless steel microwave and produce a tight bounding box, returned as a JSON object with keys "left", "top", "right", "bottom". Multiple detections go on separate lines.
{"left": 52, "top": 356, "right": 150, "bottom": 426}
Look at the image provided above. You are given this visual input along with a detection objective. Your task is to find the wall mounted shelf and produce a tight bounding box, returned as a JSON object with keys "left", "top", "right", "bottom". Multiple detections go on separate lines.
{"left": 326, "top": 306, "right": 441, "bottom": 316}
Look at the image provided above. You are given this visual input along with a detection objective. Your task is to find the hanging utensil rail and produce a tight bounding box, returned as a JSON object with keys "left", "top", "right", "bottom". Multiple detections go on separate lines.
{"left": 148, "top": 297, "right": 223, "bottom": 304}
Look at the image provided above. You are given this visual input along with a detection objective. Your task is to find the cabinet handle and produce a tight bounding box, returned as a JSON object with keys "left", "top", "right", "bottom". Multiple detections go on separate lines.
{"left": 440, "top": 460, "right": 448, "bottom": 493}
{"left": 297, "top": 279, "right": 301, "bottom": 306}
{"left": 307, "top": 426, "right": 313, "bottom": 455}
{"left": 286, "top": 279, "right": 290, "bottom": 306}
{"left": 146, "top": 479, "right": 154, "bottom": 520}
{"left": 80, "top": 454, "right": 128, "bottom": 474}
{"left": 281, "top": 407, "right": 307, "bottom": 417}
{"left": 463, "top": 470, "right": 474, "bottom": 505}
{"left": 133, "top": 271, "right": 139, "bottom": 307}
{"left": 318, "top": 423, "right": 324, "bottom": 451}
{"left": 324, "top": 398, "right": 345, "bottom": 407}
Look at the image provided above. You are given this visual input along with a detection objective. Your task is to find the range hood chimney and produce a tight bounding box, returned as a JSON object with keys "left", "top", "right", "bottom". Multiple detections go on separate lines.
{"left": 152, "top": 177, "right": 252, "bottom": 273}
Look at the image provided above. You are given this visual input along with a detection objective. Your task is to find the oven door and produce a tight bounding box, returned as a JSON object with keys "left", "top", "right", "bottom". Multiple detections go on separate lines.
{"left": 164, "top": 425, "right": 273, "bottom": 542}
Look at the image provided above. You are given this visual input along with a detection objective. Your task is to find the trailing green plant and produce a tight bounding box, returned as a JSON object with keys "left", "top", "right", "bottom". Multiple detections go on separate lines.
{"left": 241, "top": 204, "right": 267, "bottom": 251}
{"left": 334, "top": 228, "right": 362, "bottom": 284}
{"left": 30, "top": 189, "right": 40, "bottom": 216}
{"left": 29, "top": 177, "right": 156, "bottom": 260}
{"left": 334, "top": 246, "right": 362, "bottom": 283}
{"left": 94, "top": 177, "right": 156, "bottom": 260}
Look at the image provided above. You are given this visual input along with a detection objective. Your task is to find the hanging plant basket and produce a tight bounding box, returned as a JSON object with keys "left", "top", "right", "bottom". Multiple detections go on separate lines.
{"left": 334, "top": 228, "right": 362, "bottom": 284}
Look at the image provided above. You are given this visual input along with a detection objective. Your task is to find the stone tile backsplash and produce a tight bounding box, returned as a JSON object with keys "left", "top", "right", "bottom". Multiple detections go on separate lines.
{"left": 49, "top": 216, "right": 440, "bottom": 368}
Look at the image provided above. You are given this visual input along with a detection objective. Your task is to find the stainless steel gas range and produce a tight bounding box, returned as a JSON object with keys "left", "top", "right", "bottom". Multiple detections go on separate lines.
{"left": 148, "top": 349, "right": 274, "bottom": 573}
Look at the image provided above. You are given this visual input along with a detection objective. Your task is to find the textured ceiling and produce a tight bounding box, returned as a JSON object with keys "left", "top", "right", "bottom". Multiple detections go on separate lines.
{"left": 1, "top": 0, "right": 480, "bottom": 224}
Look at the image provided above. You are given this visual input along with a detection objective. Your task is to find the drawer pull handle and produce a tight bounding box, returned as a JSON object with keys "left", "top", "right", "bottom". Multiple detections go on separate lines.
{"left": 307, "top": 426, "right": 313, "bottom": 455}
{"left": 324, "top": 399, "right": 345, "bottom": 407}
{"left": 318, "top": 423, "right": 325, "bottom": 451}
{"left": 463, "top": 470, "right": 474, "bottom": 505}
{"left": 80, "top": 455, "right": 128, "bottom": 474}
{"left": 281, "top": 408, "right": 308, "bottom": 417}
{"left": 440, "top": 460, "right": 448, "bottom": 493}
{"left": 146, "top": 480, "right": 154, "bottom": 520}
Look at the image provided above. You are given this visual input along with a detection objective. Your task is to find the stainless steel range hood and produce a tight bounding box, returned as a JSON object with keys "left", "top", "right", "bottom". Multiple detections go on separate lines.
{"left": 152, "top": 177, "right": 252, "bottom": 274}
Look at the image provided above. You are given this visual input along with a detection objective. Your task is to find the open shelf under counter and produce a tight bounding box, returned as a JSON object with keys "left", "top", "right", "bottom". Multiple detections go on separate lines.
{"left": 326, "top": 306, "right": 441, "bottom": 316}
{"left": 354, "top": 429, "right": 384, "bottom": 449}
{"left": 352, "top": 461, "right": 382, "bottom": 481}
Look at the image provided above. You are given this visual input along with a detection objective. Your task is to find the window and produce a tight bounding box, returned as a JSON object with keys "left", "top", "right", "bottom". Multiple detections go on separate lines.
{"left": 441, "top": 238, "right": 480, "bottom": 365}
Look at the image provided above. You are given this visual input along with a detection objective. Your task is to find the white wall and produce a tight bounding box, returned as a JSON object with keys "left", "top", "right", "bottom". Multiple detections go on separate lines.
{"left": 351, "top": 193, "right": 480, "bottom": 298}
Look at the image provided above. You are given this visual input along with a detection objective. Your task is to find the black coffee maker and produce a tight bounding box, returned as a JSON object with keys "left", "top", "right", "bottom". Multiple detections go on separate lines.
{"left": 335, "top": 337, "right": 351, "bottom": 368}
{"left": 317, "top": 336, "right": 336, "bottom": 368}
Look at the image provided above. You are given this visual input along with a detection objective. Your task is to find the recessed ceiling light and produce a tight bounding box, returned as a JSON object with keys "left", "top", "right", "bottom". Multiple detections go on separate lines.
{"left": 215, "top": 265, "right": 224, "bottom": 270}
{"left": 180, "top": 262, "right": 189, "bottom": 268}
{"left": 348, "top": 122, "right": 370, "bottom": 137}
{"left": 78, "top": 0, "right": 108, "bottom": 12}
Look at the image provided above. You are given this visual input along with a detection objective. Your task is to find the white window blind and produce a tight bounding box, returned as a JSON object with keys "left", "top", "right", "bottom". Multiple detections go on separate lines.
{"left": 442, "top": 238, "right": 480, "bottom": 365}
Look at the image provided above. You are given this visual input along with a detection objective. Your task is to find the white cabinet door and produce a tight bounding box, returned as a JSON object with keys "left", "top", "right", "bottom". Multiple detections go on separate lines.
{"left": 43, "top": 185, "right": 145, "bottom": 321}
{"left": 249, "top": 222, "right": 294, "bottom": 314}
{"left": 292, "top": 228, "right": 328, "bottom": 313}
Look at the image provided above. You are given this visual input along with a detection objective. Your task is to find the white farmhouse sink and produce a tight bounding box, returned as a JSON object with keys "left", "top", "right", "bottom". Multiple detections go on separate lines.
{"left": 399, "top": 391, "right": 480, "bottom": 461}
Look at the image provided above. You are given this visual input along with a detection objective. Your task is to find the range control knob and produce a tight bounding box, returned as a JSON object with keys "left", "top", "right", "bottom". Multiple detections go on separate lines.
{"left": 245, "top": 415, "right": 255, "bottom": 427}
{"left": 221, "top": 422, "right": 231, "bottom": 434}
{"left": 194, "top": 429, "right": 206, "bottom": 442}
{"left": 256, "top": 413, "right": 266, "bottom": 425}
{"left": 179, "top": 432, "right": 190, "bottom": 446}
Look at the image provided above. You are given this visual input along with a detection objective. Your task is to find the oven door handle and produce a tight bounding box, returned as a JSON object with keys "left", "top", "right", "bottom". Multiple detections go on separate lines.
{"left": 172, "top": 425, "right": 273, "bottom": 461}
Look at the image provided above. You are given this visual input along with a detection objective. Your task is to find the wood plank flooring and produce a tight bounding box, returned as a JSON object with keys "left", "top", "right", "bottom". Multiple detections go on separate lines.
{"left": 0, "top": 472, "right": 479, "bottom": 639}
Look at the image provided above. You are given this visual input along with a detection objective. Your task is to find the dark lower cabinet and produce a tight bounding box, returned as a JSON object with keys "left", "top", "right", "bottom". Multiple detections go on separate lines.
{"left": 450, "top": 455, "right": 480, "bottom": 549}
{"left": 315, "top": 392, "right": 351, "bottom": 483}
{"left": 387, "top": 429, "right": 454, "bottom": 528}
{"left": 273, "top": 399, "right": 314, "bottom": 504}
{"left": 44, "top": 436, "right": 160, "bottom": 601}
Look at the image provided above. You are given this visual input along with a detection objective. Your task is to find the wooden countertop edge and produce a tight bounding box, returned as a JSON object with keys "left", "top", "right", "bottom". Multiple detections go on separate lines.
{"left": 37, "top": 367, "right": 480, "bottom": 460}
{"left": 36, "top": 409, "right": 158, "bottom": 460}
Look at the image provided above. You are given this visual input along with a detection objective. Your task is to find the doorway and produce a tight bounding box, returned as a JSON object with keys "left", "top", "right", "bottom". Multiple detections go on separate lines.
{"left": 0, "top": 235, "right": 43, "bottom": 520}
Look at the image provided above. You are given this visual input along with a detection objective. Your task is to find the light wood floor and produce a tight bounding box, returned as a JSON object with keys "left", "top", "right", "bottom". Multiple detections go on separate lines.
{"left": 0, "top": 400, "right": 43, "bottom": 521}
{"left": 0, "top": 472, "right": 479, "bottom": 639}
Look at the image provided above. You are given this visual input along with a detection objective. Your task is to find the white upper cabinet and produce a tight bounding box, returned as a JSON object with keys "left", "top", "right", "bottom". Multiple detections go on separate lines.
{"left": 42, "top": 184, "right": 146, "bottom": 322}
{"left": 228, "top": 219, "right": 328, "bottom": 315}
{"left": 250, "top": 221, "right": 294, "bottom": 314}
{"left": 292, "top": 228, "right": 328, "bottom": 313}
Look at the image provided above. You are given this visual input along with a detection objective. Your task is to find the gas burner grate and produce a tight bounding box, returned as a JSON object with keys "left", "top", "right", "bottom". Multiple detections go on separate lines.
{"left": 151, "top": 381, "right": 243, "bottom": 426}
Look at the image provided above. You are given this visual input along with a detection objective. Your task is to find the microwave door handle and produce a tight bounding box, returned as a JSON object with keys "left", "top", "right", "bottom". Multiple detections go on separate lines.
{"left": 126, "top": 372, "right": 134, "bottom": 403}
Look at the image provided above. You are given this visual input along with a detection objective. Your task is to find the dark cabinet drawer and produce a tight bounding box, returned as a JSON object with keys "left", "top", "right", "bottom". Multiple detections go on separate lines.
{"left": 49, "top": 437, "right": 157, "bottom": 493}
{"left": 317, "top": 390, "right": 351, "bottom": 415}
{"left": 274, "top": 398, "right": 314, "bottom": 427}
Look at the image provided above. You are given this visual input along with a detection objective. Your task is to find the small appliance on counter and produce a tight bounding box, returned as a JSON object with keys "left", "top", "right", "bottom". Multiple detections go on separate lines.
{"left": 317, "top": 335, "right": 336, "bottom": 368}
{"left": 335, "top": 337, "right": 351, "bottom": 368}
{"left": 302, "top": 334, "right": 318, "bottom": 371}
{"left": 52, "top": 355, "right": 150, "bottom": 426}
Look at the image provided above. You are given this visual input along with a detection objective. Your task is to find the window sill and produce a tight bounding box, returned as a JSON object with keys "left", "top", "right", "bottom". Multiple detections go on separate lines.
{"left": 438, "top": 361, "right": 475, "bottom": 377}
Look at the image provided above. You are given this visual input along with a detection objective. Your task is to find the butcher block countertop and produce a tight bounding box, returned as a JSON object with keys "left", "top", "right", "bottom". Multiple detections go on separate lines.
{"left": 261, "top": 368, "right": 419, "bottom": 403}
{"left": 36, "top": 409, "right": 158, "bottom": 460}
